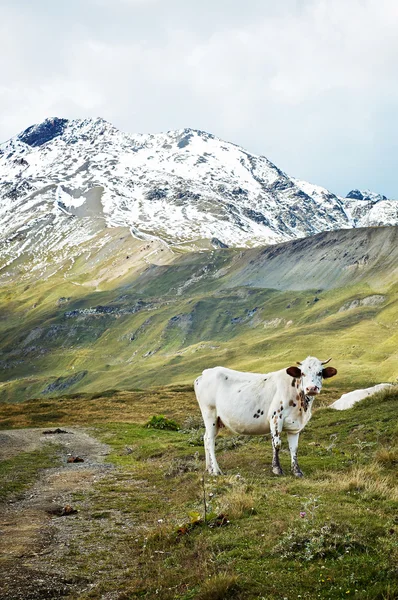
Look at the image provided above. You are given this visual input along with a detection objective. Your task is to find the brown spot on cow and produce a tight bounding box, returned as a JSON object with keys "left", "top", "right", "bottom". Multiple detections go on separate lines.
{"left": 291, "top": 378, "right": 296, "bottom": 387}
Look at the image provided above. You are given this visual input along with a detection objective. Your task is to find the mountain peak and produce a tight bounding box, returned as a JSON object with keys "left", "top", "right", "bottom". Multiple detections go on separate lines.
{"left": 18, "top": 117, "right": 69, "bottom": 147}
{"left": 346, "top": 189, "right": 388, "bottom": 202}
{"left": 14, "top": 116, "right": 118, "bottom": 149}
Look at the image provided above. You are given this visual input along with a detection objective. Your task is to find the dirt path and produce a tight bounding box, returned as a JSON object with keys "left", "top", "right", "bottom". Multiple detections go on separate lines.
{"left": 0, "top": 427, "right": 112, "bottom": 599}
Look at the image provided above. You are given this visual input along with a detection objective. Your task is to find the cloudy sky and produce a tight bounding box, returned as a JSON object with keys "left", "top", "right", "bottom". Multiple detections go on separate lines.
{"left": 1, "top": 0, "right": 397, "bottom": 197}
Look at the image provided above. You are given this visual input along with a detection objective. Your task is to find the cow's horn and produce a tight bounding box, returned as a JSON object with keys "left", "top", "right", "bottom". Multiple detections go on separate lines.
{"left": 296, "top": 361, "right": 302, "bottom": 366}
{"left": 321, "top": 358, "right": 332, "bottom": 365}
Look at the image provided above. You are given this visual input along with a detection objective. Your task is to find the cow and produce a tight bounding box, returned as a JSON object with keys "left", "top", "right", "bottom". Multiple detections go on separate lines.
{"left": 194, "top": 356, "right": 337, "bottom": 476}
{"left": 330, "top": 383, "right": 392, "bottom": 410}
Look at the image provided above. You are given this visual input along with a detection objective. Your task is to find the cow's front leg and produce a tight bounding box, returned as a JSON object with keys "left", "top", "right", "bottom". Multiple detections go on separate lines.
{"left": 287, "top": 432, "right": 303, "bottom": 477}
{"left": 270, "top": 414, "right": 283, "bottom": 475}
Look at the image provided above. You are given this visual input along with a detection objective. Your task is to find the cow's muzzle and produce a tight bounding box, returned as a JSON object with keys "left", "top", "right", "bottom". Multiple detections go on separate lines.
{"left": 305, "top": 386, "right": 319, "bottom": 396}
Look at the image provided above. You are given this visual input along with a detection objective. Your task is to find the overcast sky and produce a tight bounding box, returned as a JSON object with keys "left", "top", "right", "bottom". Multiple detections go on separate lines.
{"left": 1, "top": 0, "right": 397, "bottom": 197}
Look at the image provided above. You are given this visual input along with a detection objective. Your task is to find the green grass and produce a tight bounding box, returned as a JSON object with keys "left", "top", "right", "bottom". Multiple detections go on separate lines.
{"left": 2, "top": 387, "right": 395, "bottom": 599}
{"left": 0, "top": 445, "right": 60, "bottom": 502}
{"left": 74, "top": 397, "right": 397, "bottom": 598}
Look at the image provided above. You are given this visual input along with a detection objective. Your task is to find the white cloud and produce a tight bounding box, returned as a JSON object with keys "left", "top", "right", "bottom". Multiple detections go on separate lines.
{"left": 0, "top": 0, "right": 397, "bottom": 196}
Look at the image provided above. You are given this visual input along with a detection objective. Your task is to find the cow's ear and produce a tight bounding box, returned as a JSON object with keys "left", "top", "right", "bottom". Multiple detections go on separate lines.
{"left": 322, "top": 367, "right": 337, "bottom": 379}
{"left": 286, "top": 366, "right": 301, "bottom": 378}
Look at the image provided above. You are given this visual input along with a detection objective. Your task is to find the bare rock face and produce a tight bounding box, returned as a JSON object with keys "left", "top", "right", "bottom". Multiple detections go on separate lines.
{"left": 18, "top": 117, "right": 69, "bottom": 147}
{"left": 339, "top": 295, "right": 386, "bottom": 312}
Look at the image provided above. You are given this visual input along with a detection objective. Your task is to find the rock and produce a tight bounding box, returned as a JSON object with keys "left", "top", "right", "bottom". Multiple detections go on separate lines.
{"left": 211, "top": 237, "right": 229, "bottom": 249}
{"left": 46, "top": 504, "right": 78, "bottom": 516}
{"left": 41, "top": 371, "right": 88, "bottom": 394}
{"left": 67, "top": 456, "right": 84, "bottom": 463}
{"left": 42, "top": 428, "right": 70, "bottom": 435}
{"left": 330, "top": 384, "right": 393, "bottom": 410}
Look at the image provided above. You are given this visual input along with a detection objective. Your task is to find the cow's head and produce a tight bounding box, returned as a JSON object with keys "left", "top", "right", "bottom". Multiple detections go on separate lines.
{"left": 286, "top": 356, "right": 337, "bottom": 396}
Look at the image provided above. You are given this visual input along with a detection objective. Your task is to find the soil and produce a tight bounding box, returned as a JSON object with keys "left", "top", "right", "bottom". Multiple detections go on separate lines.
{"left": 0, "top": 428, "right": 112, "bottom": 599}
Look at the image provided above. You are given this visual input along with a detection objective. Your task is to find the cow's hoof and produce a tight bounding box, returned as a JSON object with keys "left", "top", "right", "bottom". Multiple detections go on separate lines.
{"left": 272, "top": 467, "right": 284, "bottom": 476}
{"left": 208, "top": 468, "right": 222, "bottom": 476}
{"left": 293, "top": 470, "right": 304, "bottom": 478}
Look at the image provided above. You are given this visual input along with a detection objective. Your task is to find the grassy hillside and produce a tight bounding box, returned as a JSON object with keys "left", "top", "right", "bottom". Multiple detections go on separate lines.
{"left": 1, "top": 227, "right": 398, "bottom": 402}
{"left": 1, "top": 387, "right": 397, "bottom": 599}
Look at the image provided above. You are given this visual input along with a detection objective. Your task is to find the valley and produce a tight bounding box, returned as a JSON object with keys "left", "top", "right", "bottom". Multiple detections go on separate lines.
{"left": 1, "top": 226, "right": 398, "bottom": 403}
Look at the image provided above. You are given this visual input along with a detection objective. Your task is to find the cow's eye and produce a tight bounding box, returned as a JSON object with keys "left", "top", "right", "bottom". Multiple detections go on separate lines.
{"left": 318, "top": 372, "right": 322, "bottom": 377}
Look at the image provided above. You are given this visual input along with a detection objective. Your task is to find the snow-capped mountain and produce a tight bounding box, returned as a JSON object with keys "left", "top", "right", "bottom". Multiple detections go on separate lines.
{"left": 342, "top": 189, "right": 398, "bottom": 227}
{"left": 0, "top": 117, "right": 396, "bottom": 279}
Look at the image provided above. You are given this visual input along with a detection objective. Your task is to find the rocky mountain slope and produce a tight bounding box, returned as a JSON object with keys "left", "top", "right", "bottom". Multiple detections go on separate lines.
{"left": 1, "top": 117, "right": 397, "bottom": 286}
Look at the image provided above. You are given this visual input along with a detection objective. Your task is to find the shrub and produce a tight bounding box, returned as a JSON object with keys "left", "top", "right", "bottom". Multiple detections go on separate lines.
{"left": 146, "top": 414, "right": 180, "bottom": 431}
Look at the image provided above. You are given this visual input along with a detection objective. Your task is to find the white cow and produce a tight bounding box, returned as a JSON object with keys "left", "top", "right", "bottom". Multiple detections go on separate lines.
{"left": 330, "top": 383, "right": 392, "bottom": 410}
{"left": 194, "top": 356, "right": 337, "bottom": 476}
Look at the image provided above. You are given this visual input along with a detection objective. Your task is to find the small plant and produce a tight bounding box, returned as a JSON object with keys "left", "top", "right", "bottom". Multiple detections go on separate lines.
{"left": 165, "top": 452, "right": 201, "bottom": 477}
{"left": 273, "top": 521, "right": 368, "bottom": 561}
{"left": 180, "top": 414, "right": 204, "bottom": 431}
{"left": 216, "top": 434, "right": 253, "bottom": 451}
{"left": 145, "top": 414, "right": 180, "bottom": 431}
{"left": 301, "top": 495, "right": 320, "bottom": 521}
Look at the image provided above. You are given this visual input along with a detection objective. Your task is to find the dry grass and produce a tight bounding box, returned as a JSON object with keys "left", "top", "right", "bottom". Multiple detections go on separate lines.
{"left": 0, "top": 389, "right": 198, "bottom": 430}
{"left": 375, "top": 446, "right": 398, "bottom": 467}
{"left": 196, "top": 573, "right": 240, "bottom": 600}
{"left": 219, "top": 479, "right": 257, "bottom": 520}
{"left": 326, "top": 463, "right": 398, "bottom": 501}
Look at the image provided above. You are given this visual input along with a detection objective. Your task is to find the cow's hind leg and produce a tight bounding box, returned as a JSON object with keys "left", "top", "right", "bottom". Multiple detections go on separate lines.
{"left": 201, "top": 407, "right": 222, "bottom": 475}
